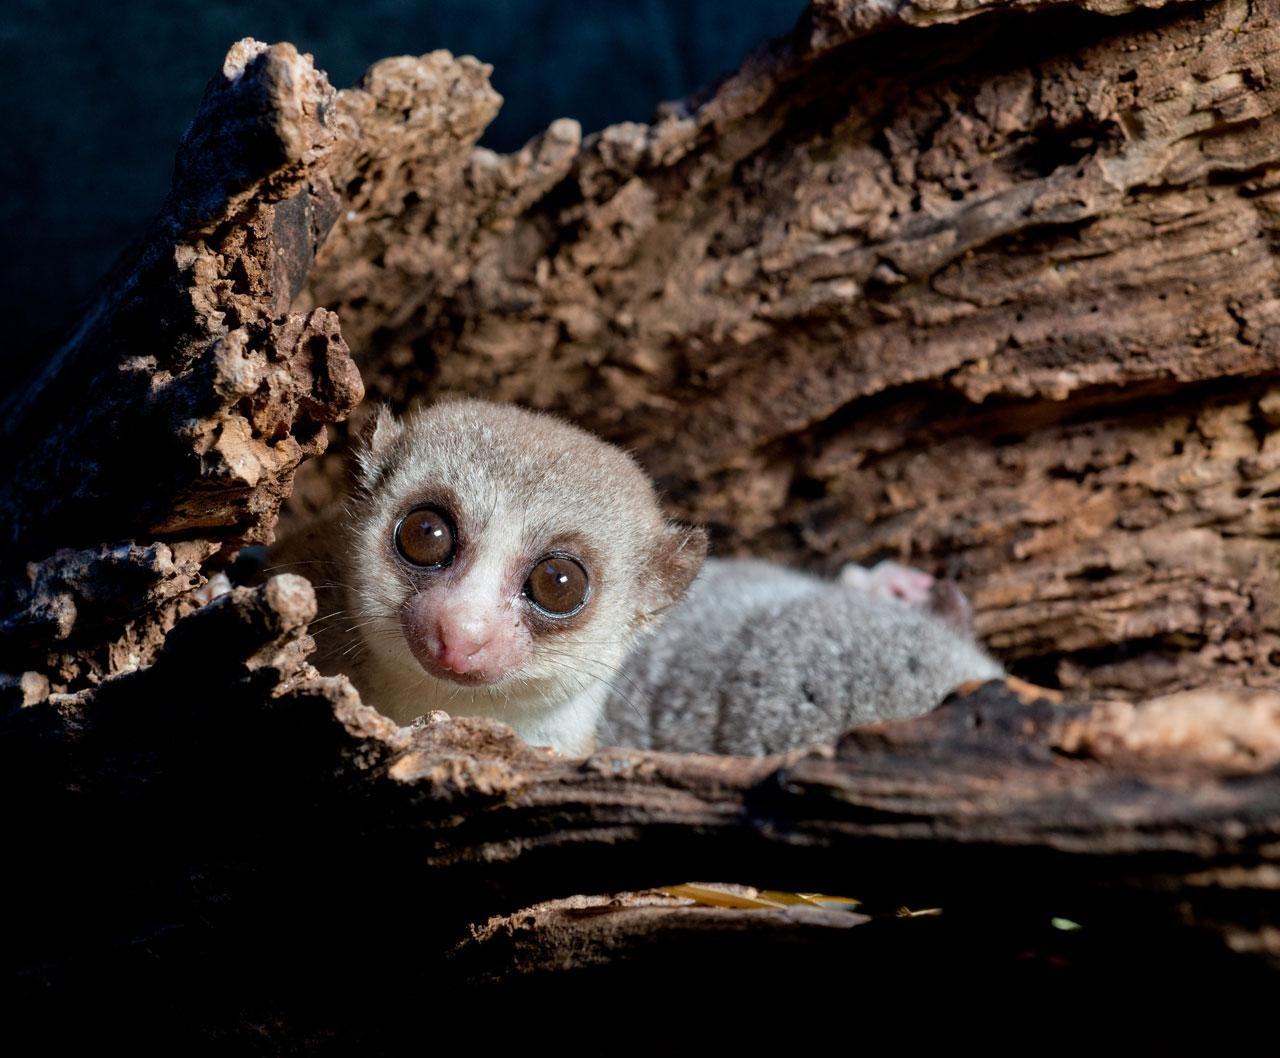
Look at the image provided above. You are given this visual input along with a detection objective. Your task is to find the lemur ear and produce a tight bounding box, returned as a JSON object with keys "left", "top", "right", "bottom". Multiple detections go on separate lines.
{"left": 353, "top": 404, "right": 403, "bottom": 487}
{"left": 643, "top": 522, "right": 708, "bottom": 620}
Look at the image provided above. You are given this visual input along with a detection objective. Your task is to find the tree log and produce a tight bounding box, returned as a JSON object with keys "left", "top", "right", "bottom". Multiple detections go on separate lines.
{"left": 7, "top": 575, "right": 1278, "bottom": 1048}
{"left": 297, "top": 0, "right": 1280, "bottom": 700}
{"left": 3, "top": 0, "right": 1279, "bottom": 1050}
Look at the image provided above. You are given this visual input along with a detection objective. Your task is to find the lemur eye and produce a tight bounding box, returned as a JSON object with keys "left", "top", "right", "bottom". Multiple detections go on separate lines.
{"left": 524, "top": 557, "right": 589, "bottom": 616}
{"left": 394, "top": 507, "right": 455, "bottom": 568}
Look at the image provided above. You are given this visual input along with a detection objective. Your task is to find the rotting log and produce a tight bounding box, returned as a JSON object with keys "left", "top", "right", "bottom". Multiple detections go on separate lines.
{"left": 298, "top": 0, "right": 1280, "bottom": 700}
{"left": 7, "top": 574, "right": 1279, "bottom": 1048}
{"left": 2, "top": 0, "right": 1280, "bottom": 1051}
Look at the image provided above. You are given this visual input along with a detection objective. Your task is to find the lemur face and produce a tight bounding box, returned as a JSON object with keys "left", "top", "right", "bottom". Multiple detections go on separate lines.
{"left": 384, "top": 495, "right": 598, "bottom": 686}
{"left": 346, "top": 400, "right": 705, "bottom": 699}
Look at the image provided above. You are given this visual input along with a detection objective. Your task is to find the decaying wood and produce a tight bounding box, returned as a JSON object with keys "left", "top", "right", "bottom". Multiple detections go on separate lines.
{"left": 297, "top": 0, "right": 1280, "bottom": 700}
{"left": 7, "top": 572, "right": 1279, "bottom": 1048}
{"left": 2, "top": 0, "right": 1279, "bottom": 1049}
{"left": 1, "top": 40, "right": 361, "bottom": 690}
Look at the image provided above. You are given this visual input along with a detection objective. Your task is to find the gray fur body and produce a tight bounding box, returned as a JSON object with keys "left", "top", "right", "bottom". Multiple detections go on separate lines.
{"left": 601, "top": 558, "right": 1003, "bottom": 755}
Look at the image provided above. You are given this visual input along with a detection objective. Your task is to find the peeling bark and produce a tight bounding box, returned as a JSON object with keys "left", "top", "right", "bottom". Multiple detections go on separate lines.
{"left": 2, "top": 0, "right": 1279, "bottom": 1049}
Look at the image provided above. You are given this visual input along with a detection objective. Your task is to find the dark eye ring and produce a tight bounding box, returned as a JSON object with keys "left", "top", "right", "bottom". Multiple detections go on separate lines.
{"left": 523, "top": 555, "right": 590, "bottom": 617}
{"left": 394, "top": 506, "right": 456, "bottom": 568}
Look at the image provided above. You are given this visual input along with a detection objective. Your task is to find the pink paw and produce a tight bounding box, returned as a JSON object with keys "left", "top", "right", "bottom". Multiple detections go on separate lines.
{"left": 192, "top": 571, "right": 232, "bottom": 607}
{"left": 838, "top": 560, "right": 935, "bottom": 607}
{"left": 840, "top": 561, "right": 975, "bottom": 633}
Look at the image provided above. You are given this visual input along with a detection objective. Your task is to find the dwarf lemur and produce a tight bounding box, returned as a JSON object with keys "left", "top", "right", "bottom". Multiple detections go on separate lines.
{"left": 296, "top": 400, "right": 1001, "bottom": 756}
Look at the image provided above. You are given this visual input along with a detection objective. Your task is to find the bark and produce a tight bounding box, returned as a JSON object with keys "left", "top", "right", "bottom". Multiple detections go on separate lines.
{"left": 298, "top": 0, "right": 1280, "bottom": 701}
{"left": 3, "top": 0, "right": 1279, "bottom": 1050}
{"left": 1, "top": 40, "right": 361, "bottom": 688}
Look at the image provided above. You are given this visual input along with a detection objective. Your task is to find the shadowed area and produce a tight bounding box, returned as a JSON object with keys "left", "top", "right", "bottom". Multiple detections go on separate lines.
{"left": 0, "top": 0, "right": 802, "bottom": 364}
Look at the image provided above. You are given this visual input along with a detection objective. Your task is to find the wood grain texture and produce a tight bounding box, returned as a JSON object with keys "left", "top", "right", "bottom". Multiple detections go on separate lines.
{"left": 3, "top": 0, "right": 1279, "bottom": 1048}
{"left": 295, "top": 0, "right": 1280, "bottom": 700}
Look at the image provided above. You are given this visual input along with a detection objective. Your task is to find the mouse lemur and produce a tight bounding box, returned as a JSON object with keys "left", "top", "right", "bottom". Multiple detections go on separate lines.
{"left": 294, "top": 399, "right": 1001, "bottom": 756}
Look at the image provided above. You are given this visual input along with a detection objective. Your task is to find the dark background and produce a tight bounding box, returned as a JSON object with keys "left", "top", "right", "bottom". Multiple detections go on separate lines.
{"left": 0, "top": 0, "right": 801, "bottom": 362}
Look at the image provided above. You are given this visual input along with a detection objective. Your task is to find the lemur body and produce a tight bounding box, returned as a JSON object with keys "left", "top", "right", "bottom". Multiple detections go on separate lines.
{"left": 302, "top": 399, "right": 1001, "bottom": 756}
{"left": 602, "top": 558, "right": 1002, "bottom": 755}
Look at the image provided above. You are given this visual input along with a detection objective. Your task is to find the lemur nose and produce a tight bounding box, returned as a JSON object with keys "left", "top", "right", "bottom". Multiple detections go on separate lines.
{"left": 434, "top": 618, "right": 496, "bottom": 674}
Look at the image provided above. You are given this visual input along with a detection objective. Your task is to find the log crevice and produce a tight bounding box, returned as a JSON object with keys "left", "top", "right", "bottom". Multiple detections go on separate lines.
{"left": 3, "top": 0, "right": 1280, "bottom": 1048}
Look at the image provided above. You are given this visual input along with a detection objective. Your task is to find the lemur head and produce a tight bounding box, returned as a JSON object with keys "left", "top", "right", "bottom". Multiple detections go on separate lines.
{"left": 345, "top": 399, "right": 706, "bottom": 701}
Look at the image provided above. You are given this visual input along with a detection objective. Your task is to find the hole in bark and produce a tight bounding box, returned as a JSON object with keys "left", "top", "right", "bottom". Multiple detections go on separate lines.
{"left": 1022, "top": 633, "right": 1211, "bottom": 690}
{"left": 227, "top": 258, "right": 252, "bottom": 295}
{"left": 410, "top": 335, "right": 439, "bottom": 376}
{"left": 1048, "top": 465, "right": 1088, "bottom": 481}
{"left": 1009, "top": 121, "right": 1114, "bottom": 179}
{"left": 790, "top": 476, "right": 827, "bottom": 501}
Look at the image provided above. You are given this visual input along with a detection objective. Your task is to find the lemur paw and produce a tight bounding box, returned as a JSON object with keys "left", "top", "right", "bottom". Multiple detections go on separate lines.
{"left": 838, "top": 560, "right": 935, "bottom": 607}
{"left": 191, "top": 571, "right": 232, "bottom": 607}
{"left": 840, "top": 560, "right": 975, "bottom": 633}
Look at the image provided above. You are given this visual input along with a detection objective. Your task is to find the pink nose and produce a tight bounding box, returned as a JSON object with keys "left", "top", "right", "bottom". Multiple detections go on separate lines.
{"left": 433, "top": 619, "right": 496, "bottom": 674}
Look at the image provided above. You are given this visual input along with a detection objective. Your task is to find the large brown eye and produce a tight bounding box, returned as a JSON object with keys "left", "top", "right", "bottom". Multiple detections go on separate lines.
{"left": 394, "top": 507, "right": 455, "bottom": 568}
{"left": 524, "top": 556, "right": 589, "bottom": 617}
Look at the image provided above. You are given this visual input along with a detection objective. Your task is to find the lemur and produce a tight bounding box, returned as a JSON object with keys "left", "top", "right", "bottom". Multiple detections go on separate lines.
{"left": 292, "top": 400, "right": 1001, "bottom": 756}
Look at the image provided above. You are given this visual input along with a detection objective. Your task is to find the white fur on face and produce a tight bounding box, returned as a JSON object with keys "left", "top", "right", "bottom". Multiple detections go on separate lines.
{"left": 338, "top": 401, "right": 674, "bottom": 753}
